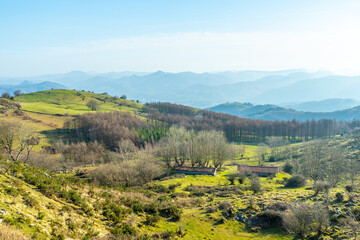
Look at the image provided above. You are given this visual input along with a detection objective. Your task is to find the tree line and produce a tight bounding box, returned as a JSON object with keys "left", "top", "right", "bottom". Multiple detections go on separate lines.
{"left": 156, "top": 127, "right": 233, "bottom": 169}
{"left": 144, "top": 102, "right": 360, "bottom": 143}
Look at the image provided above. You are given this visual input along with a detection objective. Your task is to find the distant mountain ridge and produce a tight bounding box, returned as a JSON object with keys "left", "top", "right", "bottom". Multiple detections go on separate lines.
{"left": 206, "top": 102, "right": 360, "bottom": 121}
{"left": 282, "top": 98, "right": 360, "bottom": 112}
{"left": 0, "top": 81, "right": 67, "bottom": 96}
{"left": 3, "top": 69, "right": 360, "bottom": 110}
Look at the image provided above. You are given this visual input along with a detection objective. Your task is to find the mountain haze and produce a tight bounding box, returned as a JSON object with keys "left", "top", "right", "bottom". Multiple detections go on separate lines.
{"left": 206, "top": 102, "right": 360, "bottom": 121}
{"left": 0, "top": 81, "right": 67, "bottom": 96}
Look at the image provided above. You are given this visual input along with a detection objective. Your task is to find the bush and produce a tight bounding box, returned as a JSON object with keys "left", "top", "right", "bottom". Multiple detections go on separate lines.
{"left": 284, "top": 175, "right": 306, "bottom": 188}
{"left": 159, "top": 204, "right": 182, "bottom": 221}
{"left": 249, "top": 175, "right": 262, "bottom": 193}
{"left": 335, "top": 192, "right": 344, "bottom": 202}
{"left": 218, "top": 201, "right": 234, "bottom": 218}
{"left": 283, "top": 162, "right": 293, "bottom": 174}
{"left": 345, "top": 185, "right": 355, "bottom": 193}
{"left": 146, "top": 214, "right": 160, "bottom": 226}
{"left": 226, "top": 173, "right": 237, "bottom": 185}
{"left": 237, "top": 171, "right": 247, "bottom": 184}
{"left": 23, "top": 195, "right": 39, "bottom": 208}
{"left": 110, "top": 223, "right": 137, "bottom": 237}
{"left": 282, "top": 203, "right": 329, "bottom": 239}
{"left": 102, "top": 202, "right": 127, "bottom": 224}
{"left": 313, "top": 181, "right": 331, "bottom": 195}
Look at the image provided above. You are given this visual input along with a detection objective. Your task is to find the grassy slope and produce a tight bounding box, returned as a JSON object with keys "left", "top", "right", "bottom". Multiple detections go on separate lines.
{"left": 14, "top": 89, "right": 142, "bottom": 116}
{"left": 3, "top": 89, "right": 144, "bottom": 147}
{"left": 0, "top": 171, "right": 109, "bottom": 239}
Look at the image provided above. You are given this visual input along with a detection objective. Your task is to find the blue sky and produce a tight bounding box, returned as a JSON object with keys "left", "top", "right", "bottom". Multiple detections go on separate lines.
{"left": 1, "top": 0, "right": 360, "bottom": 76}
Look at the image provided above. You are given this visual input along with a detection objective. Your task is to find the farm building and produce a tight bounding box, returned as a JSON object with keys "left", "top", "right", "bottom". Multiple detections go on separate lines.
{"left": 175, "top": 166, "right": 216, "bottom": 176}
{"left": 237, "top": 165, "right": 279, "bottom": 177}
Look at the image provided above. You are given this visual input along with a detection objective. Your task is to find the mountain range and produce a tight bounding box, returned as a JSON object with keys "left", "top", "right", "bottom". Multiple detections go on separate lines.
{"left": 206, "top": 102, "right": 360, "bottom": 121}
{"left": 2, "top": 69, "right": 360, "bottom": 112}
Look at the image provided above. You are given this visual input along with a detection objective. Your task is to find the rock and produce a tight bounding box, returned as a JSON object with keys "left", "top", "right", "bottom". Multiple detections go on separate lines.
{"left": 44, "top": 172, "right": 52, "bottom": 178}
{"left": 0, "top": 210, "right": 7, "bottom": 216}
{"left": 29, "top": 224, "right": 35, "bottom": 227}
{"left": 0, "top": 219, "right": 3, "bottom": 223}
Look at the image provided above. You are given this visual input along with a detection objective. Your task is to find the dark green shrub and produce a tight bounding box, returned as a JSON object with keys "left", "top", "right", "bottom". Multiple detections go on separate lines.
{"left": 144, "top": 202, "right": 159, "bottom": 214}
{"left": 226, "top": 173, "right": 237, "bottom": 185}
{"left": 249, "top": 175, "right": 262, "bottom": 193}
{"left": 159, "top": 204, "right": 182, "bottom": 221}
{"left": 283, "top": 162, "right": 293, "bottom": 174}
{"left": 24, "top": 195, "right": 39, "bottom": 208}
{"left": 335, "top": 192, "right": 344, "bottom": 202}
{"left": 285, "top": 175, "right": 306, "bottom": 188}
{"left": 121, "top": 197, "right": 145, "bottom": 213}
{"left": 102, "top": 202, "right": 127, "bottom": 224}
{"left": 110, "top": 223, "right": 137, "bottom": 237}
{"left": 168, "top": 183, "right": 181, "bottom": 192}
{"left": 146, "top": 214, "right": 160, "bottom": 226}
{"left": 345, "top": 185, "right": 355, "bottom": 193}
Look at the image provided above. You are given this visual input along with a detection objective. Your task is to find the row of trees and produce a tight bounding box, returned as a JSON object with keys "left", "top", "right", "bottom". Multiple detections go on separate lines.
{"left": 145, "top": 102, "right": 360, "bottom": 143}
{"left": 156, "top": 127, "right": 233, "bottom": 169}
{"left": 1, "top": 89, "right": 22, "bottom": 99}
{"left": 65, "top": 111, "right": 168, "bottom": 150}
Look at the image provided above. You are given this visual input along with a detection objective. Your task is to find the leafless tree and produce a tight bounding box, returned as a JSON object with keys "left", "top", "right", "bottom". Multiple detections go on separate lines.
{"left": 282, "top": 202, "right": 329, "bottom": 239}
{"left": 86, "top": 99, "right": 101, "bottom": 111}
{"left": 255, "top": 143, "right": 269, "bottom": 166}
{"left": 0, "top": 121, "right": 39, "bottom": 162}
{"left": 13, "top": 89, "right": 22, "bottom": 96}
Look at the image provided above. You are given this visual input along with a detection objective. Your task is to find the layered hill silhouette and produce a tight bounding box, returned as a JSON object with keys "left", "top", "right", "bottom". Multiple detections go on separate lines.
{"left": 2, "top": 70, "right": 360, "bottom": 111}
{"left": 206, "top": 102, "right": 360, "bottom": 121}
{"left": 0, "top": 81, "right": 67, "bottom": 96}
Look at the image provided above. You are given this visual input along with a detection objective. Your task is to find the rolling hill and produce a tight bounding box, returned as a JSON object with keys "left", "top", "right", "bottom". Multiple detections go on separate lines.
{"left": 206, "top": 102, "right": 360, "bottom": 121}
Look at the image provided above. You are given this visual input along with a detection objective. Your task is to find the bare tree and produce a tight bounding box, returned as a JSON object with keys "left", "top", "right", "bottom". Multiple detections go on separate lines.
{"left": 86, "top": 100, "right": 101, "bottom": 111}
{"left": 326, "top": 147, "right": 345, "bottom": 187}
{"left": 212, "top": 132, "right": 232, "bottom": 169}
{"left": 340, "top": 213, "right": 360, "bottom": 239}
{"left": 0, "top": 121, "right": 39, "bottom": 162}
{"left": 1, "top": 92, "right": 10, "bottom": 99}
{"left": 282, "top": 202, "right": 329, "bottom": 239}
{"left": 299, "top": 141, "right": 327, "bottom": 182}
{"left": 13, "top": 89, "right": 22, "bottom": 96}
{"left": 255, "top": 143, "right": 269, "bottom": 166}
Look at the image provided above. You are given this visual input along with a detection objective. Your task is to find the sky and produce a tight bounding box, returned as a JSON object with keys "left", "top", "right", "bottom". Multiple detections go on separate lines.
{"left": 1, "top": 0, "right": 360, "bottom": 77}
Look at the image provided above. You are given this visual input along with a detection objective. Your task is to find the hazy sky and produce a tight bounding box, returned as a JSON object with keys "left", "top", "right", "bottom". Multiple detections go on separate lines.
{"left": 1, "top": 0, "right": 360, "bottom": 77}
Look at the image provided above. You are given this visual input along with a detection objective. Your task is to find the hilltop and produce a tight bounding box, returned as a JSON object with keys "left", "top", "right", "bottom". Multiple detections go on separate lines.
{"left": 0, "top": 89, "right": 143, "bottom": 148}
{"left": 14, "top": 89, "right": 142, "bottom": 116}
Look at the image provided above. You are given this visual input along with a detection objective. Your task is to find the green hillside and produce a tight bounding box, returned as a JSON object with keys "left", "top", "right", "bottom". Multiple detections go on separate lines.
{"left": 14, "top": 89, "right": 142, "bottom": 116}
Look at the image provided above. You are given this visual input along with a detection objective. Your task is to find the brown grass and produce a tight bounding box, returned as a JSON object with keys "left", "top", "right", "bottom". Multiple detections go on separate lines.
{"left": 0, "top": 223, "right": 29, "bottom": 240}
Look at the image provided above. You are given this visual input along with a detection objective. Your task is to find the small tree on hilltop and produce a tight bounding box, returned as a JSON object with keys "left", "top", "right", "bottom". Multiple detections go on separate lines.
{"left": 14, "top": 89, "right": 22, "bottom": 96}
{"left": 86, "top": 100, "right": 100, "bottom": 111}
{"left": 1, "top": 92, "right": 10, "bottom": 99}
